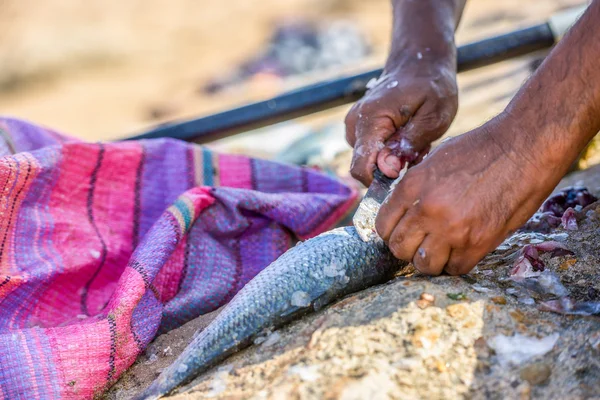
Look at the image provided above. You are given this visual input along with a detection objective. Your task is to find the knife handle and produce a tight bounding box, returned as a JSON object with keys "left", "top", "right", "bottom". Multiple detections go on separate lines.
{"left": 373, "top": 167, "right": 396, "bottom": 189}
{"left": 367, "top": 167, "right": 397, "bottom": 203}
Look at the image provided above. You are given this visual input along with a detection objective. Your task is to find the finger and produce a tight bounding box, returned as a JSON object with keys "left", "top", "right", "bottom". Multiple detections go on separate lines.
{"left": 413, "top": 234, "right": 451, "bottom": 276}
{"left": 344, "top": 103, "right": 359, "bottom": 147}
{"left": 386, "top": 207, "right": 426, "bottom": 261}
{"left": 350, "top": 137, "right": 380, "bottom": 186}
{"left": 375, "top": 199, "right": 407, "bottom": 243}
{"left": 376, "top": 147, "right": 402, "bottom": 178}
{"left": 349, "top": 119, "right": 394, "bottom": 185}
{"left": 377, "top": 134, "right": 431, "bottom": 174}
{"left": 350, "top": 100, "right": 423, "bottom": 184}
{"left": 375, "top": 174, "right": 418, "bottom": 240}
{"left": 374, "top": 101, "right": 429, "bottom": 175}
{"left": 445, "top": 248, "right": 487, "bottom": 276}
{"left": 411, "top": 144, "right": 431, "bottom": 166}
{"left": 400, "top": 101, "right": 455, "bottom": 152}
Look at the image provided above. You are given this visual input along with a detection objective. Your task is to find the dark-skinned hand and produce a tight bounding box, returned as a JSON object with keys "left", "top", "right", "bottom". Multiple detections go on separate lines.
{"left": 345, "top": 59, "right": 458, "bottom": 186}
{"left": 375, "top": 114, "right": 564, "bottom": 275}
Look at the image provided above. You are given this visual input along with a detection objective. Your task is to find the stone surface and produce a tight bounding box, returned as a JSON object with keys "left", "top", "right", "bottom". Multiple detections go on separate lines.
{"left": 520, "top": 363, "right": 552, "bottom": 386}
{"left": 106, "top": 165, "right": 600, "bottom": 400}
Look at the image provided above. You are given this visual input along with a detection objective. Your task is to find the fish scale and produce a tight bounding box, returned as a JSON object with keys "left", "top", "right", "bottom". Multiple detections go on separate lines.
{"left": 137, "top": 226, "right": 405, "bottom": 399}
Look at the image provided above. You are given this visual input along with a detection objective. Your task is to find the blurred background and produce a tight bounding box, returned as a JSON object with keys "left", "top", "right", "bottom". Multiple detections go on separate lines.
{"left": 0, "top": 0, "right": 596, "bottom": 173}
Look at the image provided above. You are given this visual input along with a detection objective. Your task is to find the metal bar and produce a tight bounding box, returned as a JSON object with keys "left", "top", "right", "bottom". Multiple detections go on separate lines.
{"left": 124, "top": 23, "right": 555, "bottom": 143}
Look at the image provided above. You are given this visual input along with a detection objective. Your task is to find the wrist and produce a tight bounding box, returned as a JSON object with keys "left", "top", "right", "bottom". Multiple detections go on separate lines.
{"left": 488, "top": 109, "right": 574, "bottom": 184}
{"left": 492, "top": 0, "right": 600, "bottom": 178}
{"left": 388, "top": 0, "right": 459, "bottom": 71}
{"left": 384, "top": 45, "right": 456, "bottom": 77}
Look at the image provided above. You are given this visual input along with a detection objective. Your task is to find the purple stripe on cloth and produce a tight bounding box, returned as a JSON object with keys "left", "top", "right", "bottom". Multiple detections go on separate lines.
{"left": 0, "top": 330, "right": 58, "bottom": 399}
{"left": 250, "top": 158, "right": 306, "bottom": 193}
{"left": 24, "top": 328, "right": 62, "bottom": 398}
{"left": 159, "top": 216, "right": 236, "bottom": 332}
{"left": 138, "top": 139, "right": 193, "bottom": 242}
{"left": 8, "top": 148, "right": 64, "bottom": 330}
{"left": 131, "top": 290, "right": 163, "bottom": 348}
{"left": 0, "top": 116, "right": 358, "bottom": 399}
{"left": 1, "top": 117, "right": 66, "bottom": 153}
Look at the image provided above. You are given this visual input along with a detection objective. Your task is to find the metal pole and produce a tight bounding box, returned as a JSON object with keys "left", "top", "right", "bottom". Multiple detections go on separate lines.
{"left": 124, "top": 23, "right": 555, "bottom": 143}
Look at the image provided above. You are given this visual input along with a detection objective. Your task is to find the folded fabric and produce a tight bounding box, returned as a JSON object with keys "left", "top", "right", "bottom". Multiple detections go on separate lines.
{"left": 0, "top": 117, "right": 358, "bottom": 399}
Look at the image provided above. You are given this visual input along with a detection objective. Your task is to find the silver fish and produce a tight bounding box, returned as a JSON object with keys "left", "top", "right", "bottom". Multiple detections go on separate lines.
{"left": 136, "top": 226, "right": 404, "bottom": 399}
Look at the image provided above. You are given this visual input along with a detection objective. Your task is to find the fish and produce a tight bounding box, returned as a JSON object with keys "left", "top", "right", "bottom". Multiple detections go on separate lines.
{"left": 135, "top": 226, "right": 405, "bottom": 399}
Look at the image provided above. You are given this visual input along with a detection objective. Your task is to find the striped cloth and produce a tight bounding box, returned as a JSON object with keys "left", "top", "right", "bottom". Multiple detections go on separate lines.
{"left": 0, "top": 117, "right": 358, "bottom": 399}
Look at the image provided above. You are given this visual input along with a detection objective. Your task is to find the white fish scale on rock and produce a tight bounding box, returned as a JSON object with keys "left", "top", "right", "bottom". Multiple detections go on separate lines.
{"left": 136, "top": 227, "right": 405, "bottom": 399}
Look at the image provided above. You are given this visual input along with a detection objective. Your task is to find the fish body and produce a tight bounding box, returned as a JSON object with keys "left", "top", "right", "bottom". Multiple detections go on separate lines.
{"left": 137, "top": 226, "right": 404, "bottom": 399}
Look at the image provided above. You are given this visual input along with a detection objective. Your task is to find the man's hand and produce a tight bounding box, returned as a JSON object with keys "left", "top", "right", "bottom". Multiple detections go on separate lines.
{"left": 345, "top": 0, "right": 466, "bottom": 186}
{"left": 345, "top": 60, "right": 457, "bottom": 185}
{"left": 375, "top": 115, "right": 556, "bottom": 275}
{"left": 374, "top": 0, "right": 600, "bottom": 276}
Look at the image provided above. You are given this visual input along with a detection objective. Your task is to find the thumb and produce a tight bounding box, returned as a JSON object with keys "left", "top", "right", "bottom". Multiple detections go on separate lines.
{"left": 400, "top": 102, "right": 455, "bottom": 152}
{"left": 376, "top": 134, "right": 422, "bottom": 177}
{"left": 350, "top": 114, "right": 402, "bottom": 185}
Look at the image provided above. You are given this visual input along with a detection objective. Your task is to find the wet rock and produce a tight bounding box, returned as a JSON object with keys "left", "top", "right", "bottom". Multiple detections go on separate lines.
{"left": 416, "top": 292, "right": 435, "bottom": 309}
{"left": 106, "top": 169, "right": 600, "bottom": 400}
{"left": 491, "top": 296, "right": 507, "bottom": 305}
{"left": 520, "top": 362, "right": 552, "bottom": 385}
{"left": 488, "top": 333, "right": 559, "bottom": 366}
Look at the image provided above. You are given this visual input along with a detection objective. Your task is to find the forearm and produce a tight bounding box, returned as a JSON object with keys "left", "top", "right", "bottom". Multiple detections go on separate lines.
{"left": 502, "top": 0, "right": 600, "bottom": 174}
{"left": 387, "top": 0, "right": 467, "bottom": 70}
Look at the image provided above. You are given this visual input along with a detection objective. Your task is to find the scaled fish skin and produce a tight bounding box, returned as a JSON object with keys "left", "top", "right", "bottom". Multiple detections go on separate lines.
{"left": 136, "top": 226, "right": 404, "bottom": 399}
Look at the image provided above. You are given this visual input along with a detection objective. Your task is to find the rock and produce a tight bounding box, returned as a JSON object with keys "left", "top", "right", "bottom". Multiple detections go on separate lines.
{"left": 106, "top": 169, "right": 600, "bottom": 400}
{"left": 416, "top": 299, "right": 431, "bottom": 309}
{"left": 338, "top": 371, "right": 395, "bottom": 400}
{"left": 520, "top": 363, "right": 552, "bottom": 385}
{"left": 446, "top": 303, "right": 470, "bottom": 319}
{"left": 420, "top": 293, "right": 435, "bottom": 302}
{"left": 488, "top": 333, "right": 559, "bottom": 366}
{"left": 416, "top": 292, "right": 435, "bottom": 309}
{"left": 587, "top": 332, "right": 600, "bottom": 351}
{"left": 491, "top": 296, "right": 507, "bottom": 305}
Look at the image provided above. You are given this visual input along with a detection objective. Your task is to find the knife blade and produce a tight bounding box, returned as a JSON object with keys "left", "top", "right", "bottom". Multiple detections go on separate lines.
{"left": 352, "top": 167, "right": 404, "bottom": 242}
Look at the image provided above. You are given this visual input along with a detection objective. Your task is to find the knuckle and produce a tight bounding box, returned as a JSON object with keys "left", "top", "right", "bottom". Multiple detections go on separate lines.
{"left": 416, "top": 114, "right": 449, "bottom": 136}
{"left": 355, "top": 101, "right": 372, "bottom": 114}
{"left": 344, "top": 113, "right": 353, "bottom": 127}
{"left": 345, "top": 105, "right": 358, "bottom": 125}
{"left": 390, "top": 246, "right": 409, "bottom": 262}
{"left": 445, "top": 214, "right": 468, "bottom": 235}
{"left": 444, "top": 263, "right": 463, "bottom": 276}
{"left": 388, "top": 237, "right": 404, "bottom": 258}
{"left": 345, "top": 129, "right": 355, "bottom": 146}
{"left": 374, "top": 218, "right": 390, "bottom": 242}
{"left": 399, "top": 105, "right": 412, "bottom": 118}
{"left": 418, "top": 196, "right": 446, "bottom": 218}
{"left": 414, "top": 260, "right": 442, "bottom": 276}
{"left": 349, "top": 162, "right": 371, "bottom": 185}
{"left": 445, "top": 258, "right": 472, "bottom": 276}
{"left": 434, "top": 118, "right": 452, "bottom": 133}
{"left": 349, "top": 163, "right": 362, "bottom": 180}
{"left": 389, "top": 237, "right": 413, "bottom": 262}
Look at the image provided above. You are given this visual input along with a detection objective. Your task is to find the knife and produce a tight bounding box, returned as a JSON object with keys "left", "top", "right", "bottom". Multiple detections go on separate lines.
{"left": 352, "top": 166, "right": 405, "bottom": 242}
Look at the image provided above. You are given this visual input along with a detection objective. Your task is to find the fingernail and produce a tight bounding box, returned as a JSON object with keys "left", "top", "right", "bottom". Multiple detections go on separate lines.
{"left": 418, "top": 248, "right": 427, "bottom": 259}
{"left": 387, "top": 140, "right": 400, "bottom": 150}
{"left": 384, "top": 155, "right": 401, "bottom": 172}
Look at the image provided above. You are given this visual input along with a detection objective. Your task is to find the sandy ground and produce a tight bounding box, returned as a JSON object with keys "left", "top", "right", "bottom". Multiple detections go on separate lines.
{"left": 0, "top": 0, "right": 585, "bottom": 144}
{"left": 2, "top": 1, "right": 599, "bottom": 399}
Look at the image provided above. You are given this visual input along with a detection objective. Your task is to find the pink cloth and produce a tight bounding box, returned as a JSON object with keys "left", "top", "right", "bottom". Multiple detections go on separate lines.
{"left": 0, "top": 117, "right": 358, "bottom": 399}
